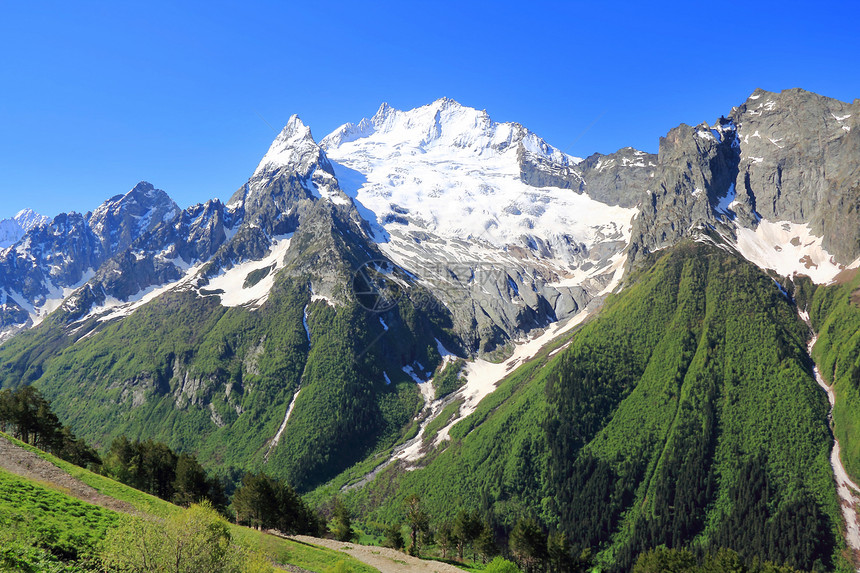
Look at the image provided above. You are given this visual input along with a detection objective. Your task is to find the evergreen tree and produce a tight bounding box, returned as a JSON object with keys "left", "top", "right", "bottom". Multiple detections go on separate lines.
{"left": 509, "top": 518, "right": 547, "bottom": 573}
{"left": 452, "top": 510, "right": 482, "bottom": 561}
{"left": 233, "top": 472, "right": 277, "bottom": 530}
{"left": 383, "top": 523, "right": 405, "bottom": 550}
{"left": 435, "top": 521, "right": 457, "bottom": 559}
{"left": 476, "top": 522, "right": 499, "bottom": 564}
{"left": 330, "top": 497, "right": 354, "bottom": 542}
{"left": 403, "top": 494, "right": 429, "bottom": 557}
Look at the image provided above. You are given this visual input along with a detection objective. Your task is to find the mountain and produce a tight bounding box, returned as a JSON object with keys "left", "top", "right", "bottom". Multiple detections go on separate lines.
{"left": 320, "top": 97, "right": 636, "bottom": 353}
{"left": 0, "top": 208, "right": 49, "bottom": 249}
{"left": 323, "top": 243, "right": 842, "bottom": 571}
{"left": 0, "top": 183, "right": 182, "bottom": 342}
{"left": 0, "top": 116, "right": 457, "bottom": 492}
{"left": 0, "top": 88, "right": 859, "bottom": 569}
{"left": 629, "top": 88, "right": 860, "bottom": 277}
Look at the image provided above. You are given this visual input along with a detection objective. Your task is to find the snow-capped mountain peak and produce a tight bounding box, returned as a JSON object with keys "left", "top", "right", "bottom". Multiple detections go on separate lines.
{"left": 322, "top": 98, "right": 581, "bottom": 168}
{"left": 0, "top": 209, "right": 50, "bottom": 249}
{"left": 253, "top": 115, "right": 324, "bottom": 178}
{"left": 87, "top": 182, "right": 179, "bottom": 251}
{"left": 14, "top": 209, "right": 50, "bottom": 232}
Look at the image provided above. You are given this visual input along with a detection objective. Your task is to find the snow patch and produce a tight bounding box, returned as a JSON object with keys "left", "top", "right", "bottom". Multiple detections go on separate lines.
{"left": 802, "top": 314, "right": 860, "bottom": 554}
{"left": 202, "top": 234, "right": 293, "bottom": 308}
{"left": 430, "top": 307, "right": 593, "bottom": 449}
{"left": 735, "top": 220, "right": 849, "bottom": 284}
{"left": 94, "top": 264, "right": 205, "bottom": 322}
{"left": 322, "top": 99, "right": 631, "bottom": 272}
{"left": 265, "top": 388, "right": 302, "bottom": 461}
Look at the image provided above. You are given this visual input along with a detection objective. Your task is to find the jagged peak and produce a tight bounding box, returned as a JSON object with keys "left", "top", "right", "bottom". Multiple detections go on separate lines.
{"left": 279, "top": 114, "right": 314, "bottom": 142}
{"left": 322, "top": 97, "right": 578, "bottom": 166}
{"left": 373, "top": 101, "right": 394, "bottom": 122}
{"left": 131, "top": 180, "right": 155, "bottom": 193}
{"left": 91, "top": 182, "right": 170, "bottom": 215}
{"left": 253, "top": 114, "right": 325, "bottom": 177}
{"left": 747, "top": 87, "right": 771, "bottom": 101}
{"left": 13, "top": 208, "right": 50, "bottom": 231}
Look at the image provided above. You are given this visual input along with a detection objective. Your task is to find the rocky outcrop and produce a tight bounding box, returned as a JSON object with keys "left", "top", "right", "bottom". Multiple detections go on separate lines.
{"left": 627, "top": 88, "right": 860, "bottom": 268}
{"left": 0, "top": 182, "right": 185, "bottom": 334}
{"left": 627, "top": 118, "right": 745, "bottom": 263}
{"left": 731, "top": 88, "right": 860, "bottom": 262}
{"left": 576, "top": 147, "right": 658, "bottom": 208}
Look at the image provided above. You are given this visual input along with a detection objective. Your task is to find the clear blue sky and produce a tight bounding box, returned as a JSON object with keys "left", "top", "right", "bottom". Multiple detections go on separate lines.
{"left": 1, "top": 0, "right": 858, "bottom": 220}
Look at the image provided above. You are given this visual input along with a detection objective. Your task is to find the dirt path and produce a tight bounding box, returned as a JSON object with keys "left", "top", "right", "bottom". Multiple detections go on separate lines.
{"left": 290, "top": 536, "right": 468, "bottom": 573}
{"left": 0, "top": 433, "right": 137, "bottom": 514}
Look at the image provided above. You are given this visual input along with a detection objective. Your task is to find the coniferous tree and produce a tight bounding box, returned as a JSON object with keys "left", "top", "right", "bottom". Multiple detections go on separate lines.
{"left": 436, "top": 521, "right": 457, "bottom": 559}
{"left": 383, "top": 523, "right": 405, "bottom": 550}
{"left": 510, "top": 518, "right": 547, "bottom": 573}
{"left": 452, "top": 510, "right": 482, "bottom": 561}
{"left": 403, "top": 494, "right": 429, "bottom": 557}
{"left": 330, "top": 497, "right": 354, "bottom": 542}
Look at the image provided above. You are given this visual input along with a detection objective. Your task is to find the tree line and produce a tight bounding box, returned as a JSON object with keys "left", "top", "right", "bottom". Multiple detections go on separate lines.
{"left": 0, "top": 386, "right": 100, "bottom": 468}
{"left": 0, "top": 385, "right": 321, "bottom": 537}
{"left": 102, "top": 435, "right": 229, "bottom": 511}
{"left": 373, "top": 495, "right": 591, "bottom": 573}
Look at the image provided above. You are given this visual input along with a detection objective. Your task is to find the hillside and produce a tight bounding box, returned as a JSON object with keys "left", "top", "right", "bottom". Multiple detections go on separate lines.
{"left": 810, "top": 270, "right": 860, "bottom": 483}
{"left": 322, "top": 242, "right": 847, "bottom": 572}
{"left": 0, "top": 431, "right": 381, "bottom": 573}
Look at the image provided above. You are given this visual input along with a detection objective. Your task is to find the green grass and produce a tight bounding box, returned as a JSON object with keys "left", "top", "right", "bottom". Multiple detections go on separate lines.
{"left": 1, "top": 431, "right": 180, "bottom": 517}
{"left": 324, "top": 243, "right": 847, "bottom": 572}
{"left": 810, "top": 269, "right": 860, "bottom": 482}
{"left": 0, "top": 467, "right": 118, "bottom": 564}
{"left": 1, "top": 432, "right": 380, "bottom": 572}
{"left": 0, "top": 267, "right": 448, "bottom": 493}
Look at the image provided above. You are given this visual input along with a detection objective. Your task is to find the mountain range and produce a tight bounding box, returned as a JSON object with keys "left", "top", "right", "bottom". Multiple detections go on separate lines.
{"left": 1, "top": 87, "right": 859, "bottom": 570}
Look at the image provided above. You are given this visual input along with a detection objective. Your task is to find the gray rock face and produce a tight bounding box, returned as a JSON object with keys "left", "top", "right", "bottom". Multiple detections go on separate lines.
{"left": 0, "top": 211, "right": 104, "bottom": 333}
{"left": 628, "top": 118, "right": 746, "bottom": 263}
{"left": 3, "top": 89, "right": 857, "bottom": 351}
{"left": 0, "top": 182, "right": 184, "bottom": 336}
{"left": 517, "top": 147, "right": 584, "bottom": 190}
{"left": 627, "top": 88, "right": 860, "bottom": 268}
{"left": 576, "top": 147, "right": 658, "bottom": 208}
{"left": 731, "top": 88, "right": 860, "bottom": 262}
{"left": 62, "top": 198, "right": 242, "bottom": 322}
{"left": 87, "top": 182, "right": 180, "bottom": 255}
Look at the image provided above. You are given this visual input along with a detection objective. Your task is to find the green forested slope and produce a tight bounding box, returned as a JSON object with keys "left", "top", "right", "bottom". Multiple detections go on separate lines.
{"left": 810, "top": 269, "right": 860, "bottom": 481}
{"left": 0, "top": 268, "right": 450, "bottom": 491}
{"left": 332, "top": 243, "right": 844, "bottom": 572}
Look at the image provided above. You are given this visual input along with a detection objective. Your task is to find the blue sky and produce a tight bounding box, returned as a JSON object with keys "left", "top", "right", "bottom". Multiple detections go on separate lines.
{"left": 1, "top": 0, "right": 858, "bottom": 220}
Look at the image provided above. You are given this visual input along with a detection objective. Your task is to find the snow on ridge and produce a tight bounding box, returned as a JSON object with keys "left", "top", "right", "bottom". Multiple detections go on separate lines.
{"left": 322, "top": 97, "right": 581, "bottom": 167}
{"left": 0, "top": 209, "right": 50, "bottom": 249}
{"left": 323, "top": 102, "right": 635, "bottom": 270}
{"left": 426, "top": 307, "right": 593, "bottom": 454}
{"left": 81, "top": 234, "right": 295, "bottom": 324}
{"left": 734, "top": 219, "right": 853, "bottom": 284}
{"left": 202, "top": 234, "right": 294, "bottom": 308}
{"left": 88, "top": 262, "right": 205, "bottom": 323}
{"left": 253, "top": 115, "right": 320, "bottom": 177}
